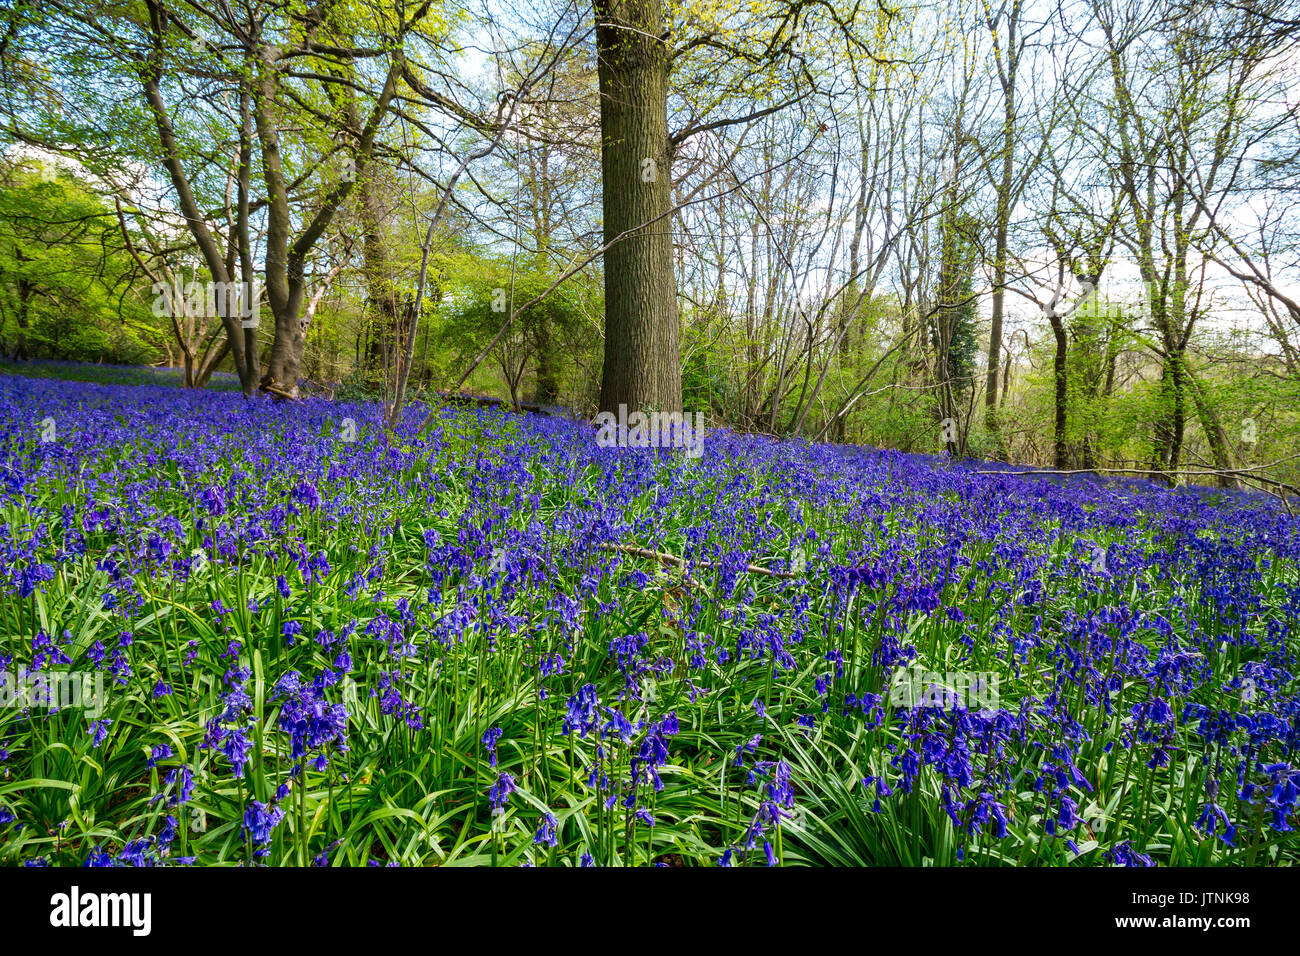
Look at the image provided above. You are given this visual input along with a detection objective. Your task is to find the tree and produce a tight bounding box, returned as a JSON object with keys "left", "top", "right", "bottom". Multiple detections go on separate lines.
{"left": 593, "top": 0, "right": 891, "bottom": 416}
{"left": 593, "top": 0, "right": 681, "bottom": 414}
{"left": 977, "top": 0, "right": 1043, "bottom": 458}
{"left": 1, "top": 0, "right": 434, "bottom": 396}
{"left": 0, "top": 156, "right": 158, "bottom": 363}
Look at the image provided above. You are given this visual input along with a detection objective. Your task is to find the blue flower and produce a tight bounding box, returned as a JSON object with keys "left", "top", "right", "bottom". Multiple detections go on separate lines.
{"left": 534, "top": 812, "right": 559, "bottom": 847}
{"left": 482, "top": 726, "right": 503, "bottom": 768}
{"left": 243, "top": 801, "right": 285, "bottom": 851}
{"left": 488, "top": 772, "right": 516, "bottom": 812}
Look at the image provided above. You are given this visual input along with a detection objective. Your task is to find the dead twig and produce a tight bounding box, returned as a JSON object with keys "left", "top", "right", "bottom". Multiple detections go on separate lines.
{"left": 599, "top": 542, "right": 801, "bottom": 579}
{"left": 967, "top": 458, "right": 1300, "bottom": 516}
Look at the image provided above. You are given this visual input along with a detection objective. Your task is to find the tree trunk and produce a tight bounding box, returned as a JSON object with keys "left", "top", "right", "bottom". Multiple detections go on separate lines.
{"left": 15, "top": 277, "right": 31, "bottom": 361}
{"left": 1164, "top": 347, "right": 1188, "bottom": 471}
{"left": 360, "top": 206, "right": 403, "bottom": 390}
{"left": 1187, "top": 367, "right": 1238, "bottom": 490}
{"left": 985, "top": 2, "right": 1020, "bottom": 462}
{"left": 1050, "top": 314, "right": 1069, "bottom": 469}
{"left": 262, "top": 299, "right": 307, "bottom": 397}
{"left": 594, "top": 0, "right": 681, "bottom": 414}
{"left": 535, "top": 311, "right": 560, "bottom": 404}
{"left": 936, "top": 174, "right": 963, "bottom": 457}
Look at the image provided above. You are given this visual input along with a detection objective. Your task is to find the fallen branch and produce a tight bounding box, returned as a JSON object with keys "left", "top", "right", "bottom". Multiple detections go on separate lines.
{"left": 600, "top": 542, "right": 801, "bottom": 579}
{"left": 967, "top": 459, "right": 1300, "bottom": 513}
{"left": 261, "top": 383, "right": 298, "bottom": 401}
{"left": 435, "top": 391, "right": 569, "bottom": 417}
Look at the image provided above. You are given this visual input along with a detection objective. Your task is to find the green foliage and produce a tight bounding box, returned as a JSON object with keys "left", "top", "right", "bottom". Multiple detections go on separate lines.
{"left": 0, "top": 160, "right": 160, "bottom": 364}
{"left": 436, "top": 252, "right": 600, "bottom": 406}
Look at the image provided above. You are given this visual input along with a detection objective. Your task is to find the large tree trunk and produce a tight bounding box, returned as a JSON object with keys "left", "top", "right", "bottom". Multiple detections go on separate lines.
{"left": 262, "top": 305, "right": 306, "bottom": 396}
{"left": 594, "top": 0, "right": 682, "bottom": 414}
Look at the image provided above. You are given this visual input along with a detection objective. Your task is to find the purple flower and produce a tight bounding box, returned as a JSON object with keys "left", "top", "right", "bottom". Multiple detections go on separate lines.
{"left": 488, "top": 772, "right": 516, "bottom": 812}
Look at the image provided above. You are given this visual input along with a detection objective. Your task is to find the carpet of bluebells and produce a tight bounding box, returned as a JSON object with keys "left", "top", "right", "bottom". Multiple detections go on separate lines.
{"left": 1, "top": 368, "right": 1298, "bottom": 867}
